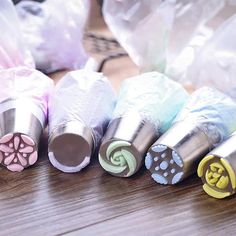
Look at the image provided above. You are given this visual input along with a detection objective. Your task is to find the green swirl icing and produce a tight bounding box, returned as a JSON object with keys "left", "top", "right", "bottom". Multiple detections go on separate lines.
{"left": 99, "top": 140, "right": 137, "bottom": 177}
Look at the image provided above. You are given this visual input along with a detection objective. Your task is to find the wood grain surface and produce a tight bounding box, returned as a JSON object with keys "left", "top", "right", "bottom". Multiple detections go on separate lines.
{"left": 1, "top": 132, "right": 236, "bottom": 236}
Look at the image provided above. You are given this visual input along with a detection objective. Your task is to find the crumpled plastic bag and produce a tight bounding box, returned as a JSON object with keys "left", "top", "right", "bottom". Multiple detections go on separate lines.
{"left": 185, "top": 14, "right": 236, "bottom": 99}
{"left": 175, "top": 87, "right": 236, "bottom": 147}
{"left": 16, "top": 0, "right": 90, "bottom": 73}
{"left": 49, "top": 70, "right": 116, "bottom": 146}
{"left": 0, "top": 0, "right": 34, "bottom": 69}
{"left": 0, "top": 0, "right": 54, "bottom": 172}
{"left": 103, "top": 0, "right": 224, "bottom": 72}
{"left": 166, "top": 25, "right": 213, "bottom": 82}
{"left": 0, "top": 0, "right": 53, "bottom": 119}
{"left": 113, "top": 72, "right": 189, "bottom": 133}
{"left": 0, "top": 67, "right": 53, "bottom": 118}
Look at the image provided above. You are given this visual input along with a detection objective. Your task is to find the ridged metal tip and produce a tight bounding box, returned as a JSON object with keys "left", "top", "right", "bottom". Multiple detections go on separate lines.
{"left": 99, "top": 112, "right": 157, "bottom": 177}
{"left": 0, "top": 99, "right": 45, "bottom": 172}
{"left": 145, "top": 121, "right": 211, "bottom": 185}
{"left": 198, "top": 134, "right": 236, "bottom": 199}
{"left": 48, "top": 120, "right": 94, "bottom": 173}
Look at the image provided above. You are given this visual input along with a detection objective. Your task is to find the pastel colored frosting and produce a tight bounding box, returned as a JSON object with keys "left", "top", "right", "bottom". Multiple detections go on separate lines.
{"left": 175, "top": 87, "right": 236, "bottom": 146}
{"left": 198, "top": 155, "right": 236, "bottom": 199}
{"left": 99, "top": 71, "right": 188, "bottom": 176}
{"left": 99, "top": 141, "right": 137, "bottom": 177}
{"left": 0, "top": 133, "right": 38, "bottom": 172}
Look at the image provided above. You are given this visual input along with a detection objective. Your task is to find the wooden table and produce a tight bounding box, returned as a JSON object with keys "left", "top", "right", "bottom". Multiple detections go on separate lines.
{"left": 1, "top": 131, "right": 236, "bottom": 235}
{"left": 1, "top": 3, "right": 236, "bottom": 236}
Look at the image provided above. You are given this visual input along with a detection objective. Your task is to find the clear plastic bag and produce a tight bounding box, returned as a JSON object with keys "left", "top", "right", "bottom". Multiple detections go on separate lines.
{"left": 228, "top": 0, "right": 236, "bottom": 5}
{"left": 0, "top": 67, "right": 53, "bottom": 117}
{"left": 166, "top": 25, "right": 213, "bottom": 82}
{"left": 0, "top": 0, "right": 53, "bottom": 119}
{"left": 16, "top": 0, "right": 90, "bottom": 73}
{"left": 0, "top": 0, "right": 34, "bottom": 69}
{"left": 113, "top": 72, "right": 189, "bottom": 133}
{"left": 49, "top": 70, "right": 116, "bottom": 146}
{"left": 103, "top": 0, "right": 224, "bottom": 73}
{"left": 0, "top": 0, "right": 54, "bottom": 172}
{"left": 175, "top": 87, "right": 236, "bottom": 146}
{"left": 185, "top": 14, "right": 236, "bottom": 99}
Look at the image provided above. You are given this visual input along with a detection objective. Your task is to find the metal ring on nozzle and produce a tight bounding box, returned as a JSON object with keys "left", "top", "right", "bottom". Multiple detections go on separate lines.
{"left": 0, "top": 99, "right": 45, "bottom": 172}
{"left": 145, "top": 121, "right": 212, "bottom": 185}
{"left": 48, "top": 120, "right": 95, "bottom": 173}
{"left": 99, "top": 112, "right": 157, "bottom": 177}
{"left": 198, "top": 133, "right": 236, "bottom": 199}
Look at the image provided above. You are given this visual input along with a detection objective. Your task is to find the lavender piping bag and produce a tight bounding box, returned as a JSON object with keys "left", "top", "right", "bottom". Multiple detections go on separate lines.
{"left": 0, "top": 67, "right": 53, "bottom": 172}
{"left": 98, "top": 72, "right": 188, "bottom": 177}
{"left": 16, "top": 0, "right": 91, "bottom": 73}
{"left": 48, "top": 70, "right": 116, "bottom": 173}
{"left": 0, "top": 0, "right": 53, "bottom": 172}
{"left": 145, "top": 87, "right": 236, "bottom": 185}
{"left": 0, "top": 0, "right": 34, "bottom": 69}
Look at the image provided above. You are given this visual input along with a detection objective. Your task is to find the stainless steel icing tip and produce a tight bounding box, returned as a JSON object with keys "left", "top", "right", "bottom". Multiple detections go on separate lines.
{"left": 145, "top": 121, "right": 212, "bottom": 185}
{"left": 99, "top": 112, "right": 157, "bottom": 177}
{"left": 48, "top": 120, "right": 94, "bottom": 173}
{"left": 198, "top": 133, "right": 236, "bottom": 199}
{"left": 0, "top": 99, "right": 45, "bottom": 172}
